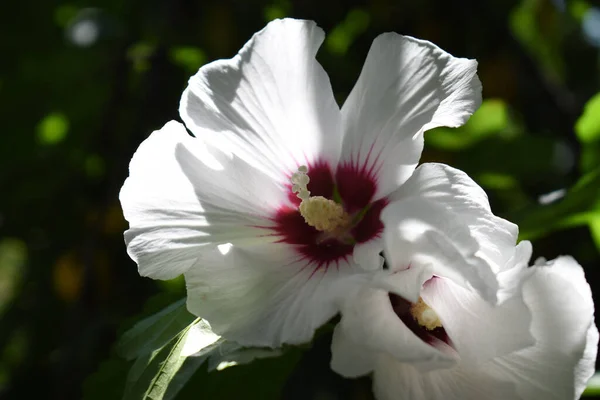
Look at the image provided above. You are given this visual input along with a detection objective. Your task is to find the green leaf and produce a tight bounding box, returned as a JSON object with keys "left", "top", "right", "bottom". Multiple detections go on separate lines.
{"left": 161, "top": 356, "right": 210, "bottom": 400}
{"left": 576, "top": 92, "right": 600, "bottom": 144}
{"left": 115, "top": 299, "right": 293, "bottom": 400}
{"left": 163, "top": 336, "right": 284, "bottom": 399}
{"left": 206, "top": 342, "right": 283, "bottom": 372}
{"left": 505, "top": 167, "right": 600, "bottom": 240}
{"left": 589, "top": 216, "right": 600, "bottom": 252}
{"left": 122, "top": 318, "right": 227, "bottom": 400}
{"left": 123, "top": 321, "right": 198, "bottom": 400}
{"left": 580, "top": 144, "right": 600, "bottom": 172}
{"left": 584, "top": 372, "right": 600, "bottom": 396}
{"left": 121, "top": 316, "right": 288, "bottom": 400}
{"left": 84, "top": 299, "right": 191, "bottom": 400}
{"left": 177, "top": 346, "right": 303, "bottom": 400}
{"left": 117, "top": 299, "right": 195, "bottom": 360}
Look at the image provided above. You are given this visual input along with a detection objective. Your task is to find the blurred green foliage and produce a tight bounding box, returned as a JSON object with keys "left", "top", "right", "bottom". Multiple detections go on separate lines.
{"left": 37, "top": 113, "right": 70, "bottom": 145}
{"left": 426, "top": 99, "right": 514, "bottom": 150}
{"left": 2, "top": 0, "right": 600, "bottom": 398}
{"left": 169, "top": 46, "right": 206, "bottom": 73}
{"left": 576, "top": 92, "right": 600, "bottom": 144}
{"left": 326, "top": 9, "right": 371, "bottom": 55}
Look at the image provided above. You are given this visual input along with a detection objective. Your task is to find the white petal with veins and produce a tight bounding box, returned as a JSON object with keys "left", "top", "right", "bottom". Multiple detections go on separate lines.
{"left": 180, "top": 19, "right": 342, "bottom": 181}
{"left": 341, "top": 35, "right": 481, "bottom": 199}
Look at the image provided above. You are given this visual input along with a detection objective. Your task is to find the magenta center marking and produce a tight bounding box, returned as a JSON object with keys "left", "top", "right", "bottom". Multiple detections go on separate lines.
{"left": 274, "top": 160, "right": 387, "bottom": 269}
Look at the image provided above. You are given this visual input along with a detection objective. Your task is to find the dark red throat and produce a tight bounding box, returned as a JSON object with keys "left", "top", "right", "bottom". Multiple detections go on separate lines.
{"left": 389, "top": 293, "right": 453, "bottom": 349}
{"left": 273, "top": 160, "right": 387, "bottom": 270}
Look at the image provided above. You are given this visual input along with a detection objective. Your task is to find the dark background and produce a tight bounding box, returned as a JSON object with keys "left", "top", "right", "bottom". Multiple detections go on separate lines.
{"left": 2, "top": 0, "right": 600, "bottom": 398}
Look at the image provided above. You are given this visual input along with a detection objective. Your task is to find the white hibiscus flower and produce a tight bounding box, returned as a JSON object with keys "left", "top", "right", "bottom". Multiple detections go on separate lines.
{"left": 120, "top": 18, "right": 483, "bottom": 347}
{"left": 330, "top": 165, "right": 598, "bottom": 400}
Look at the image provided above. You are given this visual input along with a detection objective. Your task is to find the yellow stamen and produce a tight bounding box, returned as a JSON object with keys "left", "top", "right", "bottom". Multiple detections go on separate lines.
{"left": 410, "top": 297, "right": 442, "bottom": 330}
{"left": 291, "top": 166, "right": 351, "bottom": 233}
{"left": 299, "top": 196, "right": 350, "bottom": 232}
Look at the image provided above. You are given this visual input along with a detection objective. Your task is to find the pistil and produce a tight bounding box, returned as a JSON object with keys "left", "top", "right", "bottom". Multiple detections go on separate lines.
{"left": 291, "top": 166, "right": 351, "bottom": 233}
{"left": 410, "top": 297, "right": 442, "bottom": 330}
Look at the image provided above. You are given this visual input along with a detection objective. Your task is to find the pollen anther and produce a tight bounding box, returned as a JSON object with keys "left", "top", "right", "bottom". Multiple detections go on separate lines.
{"left": 291, "top": 166, "right": 350, "bottom": 233}
{"left": 410, "top": 297, "right": 442, "bottom": 330}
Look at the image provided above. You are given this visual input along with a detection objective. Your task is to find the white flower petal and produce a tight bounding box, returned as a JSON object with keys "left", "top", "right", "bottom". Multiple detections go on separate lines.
{"left": 181, "top": 319, "right": 221, "bottom": 357}
{"left": 352, "top": 238, "right": 384, "bottom": 271}
{"left": 389, "top": 163, "right": 519, "bottom": 272}
{"left": 496, "top": 240, "right": 532, "bottom": 303}
{"left": 184, "top": 243, "right": 359, "bottom": 347}
{"left": 120, "top": 121, "right": 286, "bottom": 280}
{"left": 341, "top": 35, "right": 481, "bottom": 198}
{"left": 330, "top": 325, "right": 376, "bottom": 378}
{"left": 575, "top": 321, "right": 599, "bottom": 399}
{"left": 381, "top": 197, "right": 499, "bottom": 303}
{"left": 489, "top": 256, "right": 598, "bottom": 400}
{"left": 174, "top": 141, "right": 286, "bottom": 222}
{"left": 372, "top": 356, "right": 517, "bottom": 400}
{"left": 372, "top": 263, "right": 434, "bottom": 304}
{"left": 421, "top": 276, "right": 534, "bottom": 365}
{"left": 180, "top": 18, "right": 342, "bottom": 181}
{"left": 333, "top": 285, "right": 455, "bottom": 372}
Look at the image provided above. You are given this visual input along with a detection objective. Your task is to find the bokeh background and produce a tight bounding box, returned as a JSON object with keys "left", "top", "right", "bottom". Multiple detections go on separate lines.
{"left": 2, "top": 0, "right": 600, "bottom": 398}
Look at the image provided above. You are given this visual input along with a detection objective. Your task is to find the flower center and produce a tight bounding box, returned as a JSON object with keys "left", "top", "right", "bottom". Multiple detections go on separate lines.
{"left": 291, "top": 166, "right": 351, "bottom": 234}
{"left": 410, "top": 297, "right": 442, "bottom": 330}
{"left": 390, "top": 293, "right": 451, "bottom": 348}
{"left": 272, "top": 160, "right": 386, "bottom": 271}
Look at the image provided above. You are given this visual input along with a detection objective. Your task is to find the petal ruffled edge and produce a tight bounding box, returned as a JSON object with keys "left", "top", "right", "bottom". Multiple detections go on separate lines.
{"left": 489, "top": 256, "right": 598, "bottom": 400}
{"left": 120, "top": 121, "right": 212, "bottom": 279}
{"left": 180, "top": 18, "right": 343, "bottom": 183}
{"left": 120, "top": 121, "right": 287, "bottom": 280}
{"left": 340, "top": 34, "right": 482, "bottom": 199}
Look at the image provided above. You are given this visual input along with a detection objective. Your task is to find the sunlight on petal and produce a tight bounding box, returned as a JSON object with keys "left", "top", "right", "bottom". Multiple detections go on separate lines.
{"left": 181, "top": 320, "right": 221, "bottom": 357}
{"left": 217, "top": 243, "right": 233, "bottom": 255}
